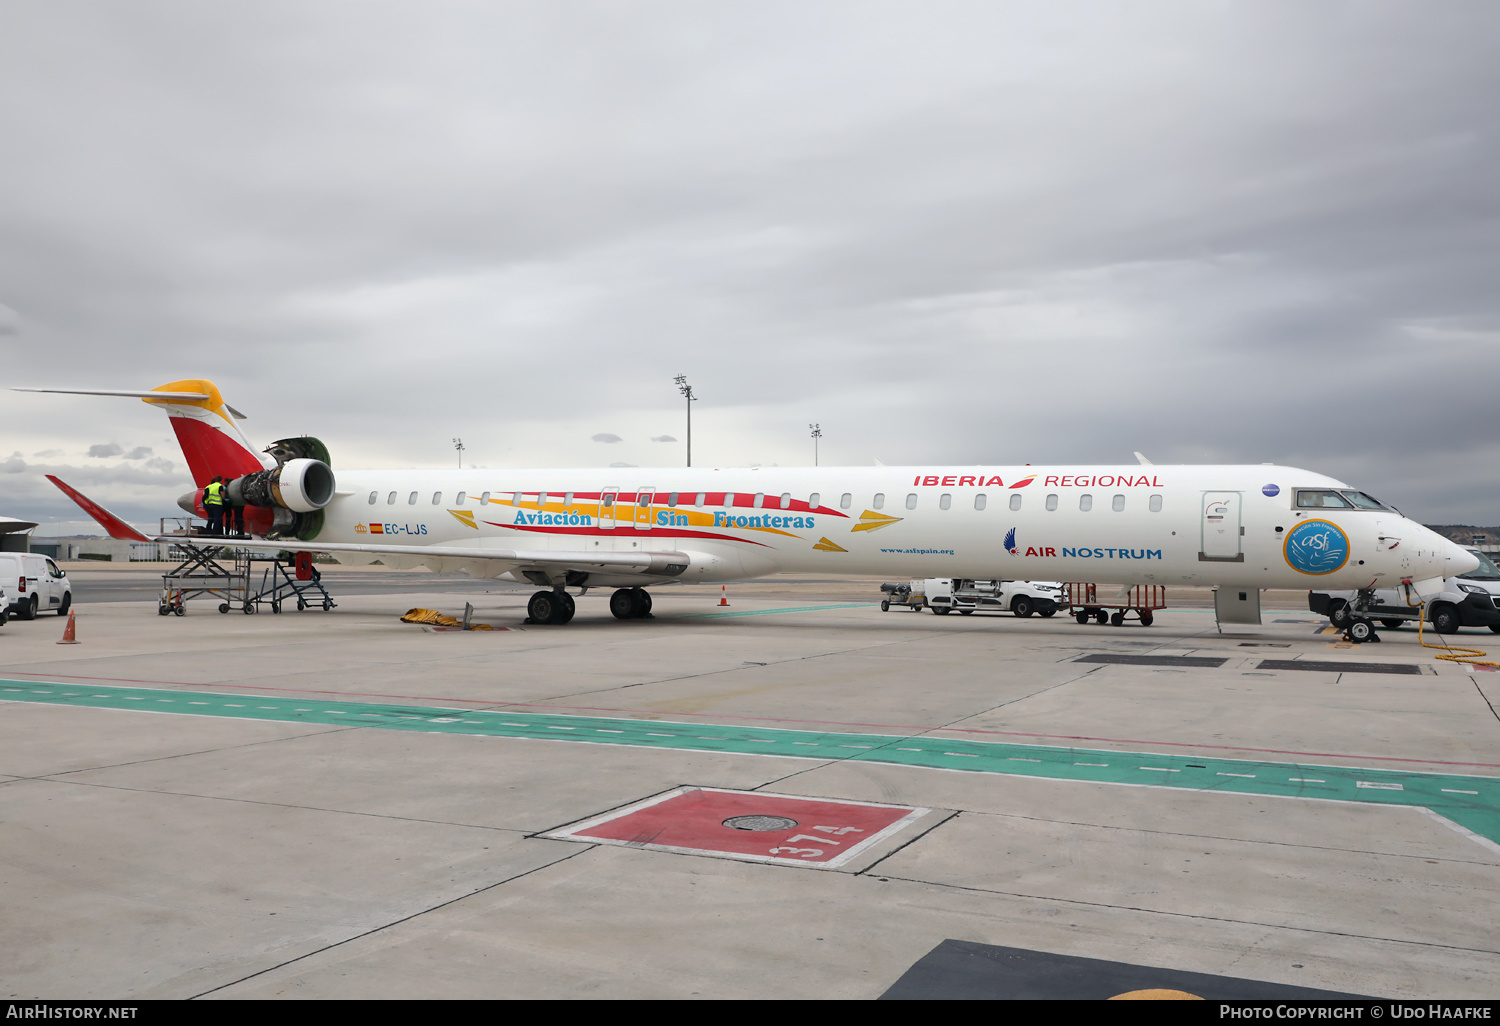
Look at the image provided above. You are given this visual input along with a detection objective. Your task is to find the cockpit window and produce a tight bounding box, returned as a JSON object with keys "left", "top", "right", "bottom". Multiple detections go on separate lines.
{"left": 1339, "top": 490, "right": 1388, "bottom": 510}
{"left": 1463, "top": 550, "right": 1500, "bottom": 581}
{"left": 1295, "top": 489, "right": 1351, "bottom": 509}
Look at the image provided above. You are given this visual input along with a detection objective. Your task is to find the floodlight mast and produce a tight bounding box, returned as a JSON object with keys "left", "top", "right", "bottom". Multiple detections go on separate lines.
{"left": 453, "top": 437, "right": 465, "bottom": 469}
{"left": 674, "top": 375, "right": 697, "bottom": 467}
{"left": 809, "top": 423, "right": 821, "bottom": 467}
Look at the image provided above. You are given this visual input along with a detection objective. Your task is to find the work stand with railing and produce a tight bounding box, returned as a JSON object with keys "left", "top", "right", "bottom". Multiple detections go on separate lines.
{"left": 156, "top": 520, "right": 336, "bottom": 615}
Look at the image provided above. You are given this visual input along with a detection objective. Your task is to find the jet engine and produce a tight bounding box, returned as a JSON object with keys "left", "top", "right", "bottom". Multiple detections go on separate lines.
{"left": 178, "top": 436, "right": 335, "bottom": 541}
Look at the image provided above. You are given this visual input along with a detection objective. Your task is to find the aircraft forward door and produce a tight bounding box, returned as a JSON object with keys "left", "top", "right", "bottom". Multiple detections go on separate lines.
{"left": 598, "top": 488, "right": 619, "bottom": 530}
{"left": 634, "top": 486, "right": 656, "bottom": 530}
{"left": 1200, "top": 491, "right": 1244, "bottom": 562}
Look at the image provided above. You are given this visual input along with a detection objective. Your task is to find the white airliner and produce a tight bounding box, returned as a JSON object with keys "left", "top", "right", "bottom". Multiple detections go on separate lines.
{"left": 19, "top": 379, "right": 1478, "bottom": 626}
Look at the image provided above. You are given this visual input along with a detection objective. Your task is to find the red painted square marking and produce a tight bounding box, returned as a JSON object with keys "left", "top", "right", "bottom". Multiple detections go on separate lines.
{"left": 546, "top": 787, "right": 928, "bottom": 869}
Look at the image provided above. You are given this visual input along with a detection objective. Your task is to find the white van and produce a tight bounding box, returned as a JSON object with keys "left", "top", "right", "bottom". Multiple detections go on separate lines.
{"left": 1309, "top": 548, "right": 1500, "bottom": 635}
{"left": 0, "top": 553, "right": 73, "bottom": 620}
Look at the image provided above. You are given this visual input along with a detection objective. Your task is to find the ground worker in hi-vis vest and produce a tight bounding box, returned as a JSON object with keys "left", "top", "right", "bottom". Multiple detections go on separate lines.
{"left": 203, "top": 476, "right": 225, "bottom": 535}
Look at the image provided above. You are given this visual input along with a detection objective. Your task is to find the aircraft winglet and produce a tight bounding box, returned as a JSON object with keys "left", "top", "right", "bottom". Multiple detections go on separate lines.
{"left": 46, "top": 475, "right": 151, "bottom": 542}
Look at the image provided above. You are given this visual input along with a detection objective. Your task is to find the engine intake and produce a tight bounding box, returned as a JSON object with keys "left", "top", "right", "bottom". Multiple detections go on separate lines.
{"left": 227, "top": 458, "right": 335, "bottom": 513}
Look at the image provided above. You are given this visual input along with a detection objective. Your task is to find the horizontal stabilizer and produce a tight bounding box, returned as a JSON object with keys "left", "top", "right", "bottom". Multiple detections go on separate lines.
{"left": 47, "top": 475, "right": 151, "bottom": 542}
{"left": 12, "top": 387, "right": 211, "bottom": 400}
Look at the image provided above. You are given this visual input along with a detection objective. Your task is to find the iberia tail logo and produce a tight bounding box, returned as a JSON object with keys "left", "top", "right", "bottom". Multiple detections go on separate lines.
{"left": 1010, "top": 475, "right": 1036, "bottom": 488}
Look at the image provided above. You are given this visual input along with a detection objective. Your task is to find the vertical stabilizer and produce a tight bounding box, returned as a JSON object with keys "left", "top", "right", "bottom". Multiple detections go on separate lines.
{"left": 140, "top": 380, "right": 270, "bottom": 485}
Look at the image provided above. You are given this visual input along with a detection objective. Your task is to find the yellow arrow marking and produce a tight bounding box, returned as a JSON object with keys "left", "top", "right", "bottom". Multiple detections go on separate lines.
{"left": 813, "top": 536, "right": 848, "bottom": 552}
{"left": 851, "top": 510, "right": 902, "bottom": 533}
{"left": 448, "top": 509, "right": 478, "bottom": 529}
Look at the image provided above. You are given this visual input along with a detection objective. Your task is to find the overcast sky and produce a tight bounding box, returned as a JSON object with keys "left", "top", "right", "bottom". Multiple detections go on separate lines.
{"left": 2, "top": 1, "right": 1496, "bottom": 535}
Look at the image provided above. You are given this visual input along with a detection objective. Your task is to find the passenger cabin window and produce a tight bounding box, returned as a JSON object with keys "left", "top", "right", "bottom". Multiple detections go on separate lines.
{"left": 974, "top": 494, "right": 986, "bottom": 511}
{"left": 638, "top": 493, "right": 650, "bottom": 508}
{"left": 1045, "top": 493, "right": 1058, "bottom": 511}
{"left": 1296, "top": 490, "right": 1352, "bottom": 509}
{"left": 387, "top": 492, "right": 397, "bottom": 505}
{"left": 809, "top": 492, "right": 820, "bottom": 508}
{"left": 695, "top": 492, "right": 705, "bottom": 507}
{"left": 1149, "top": 494, "right": 1163, "bottom": 512}
{"left": 456, "top": 491, "right": 467, "bottom": 504}
{"left": 780, "top": 492, "right": 791, "bottom": 509}
{"left": 753, "top": 493, "right": 765, "bottom": 508}
{"left": 564, "top": 492, "right": 573, "bottom": 505}
{"left": 724, "top": 492, "right": 735, "bottom": 508}
{"left": 873, "top": 493, "right": 885, "bottom": 510}
{"left": 1112, "top": 494, "right": 1125, "bottom": 512}
{"left": 512, "top": 492, "right": 522, "bottom": 505}
{"left": 368, "top": 491, "right": 377, "bottom": 505}
{"left": 408, "top": 492, "right": 418, "bottom": 505}
{"left": 840, "top": 493, "right": 851, "bottom": 509}
{"left": 1079, "top": 494, "right": 1093, "bottom": 511}
{"left": 906, "top": 493, "right": 918, "bottom": 510}
{"left": 538, "top": 493, "right": 549, "bottom": 508}
{"left": 1009, "top": 494, "right": 1022, "bottom": 511}
{"left": 668, "top": 492, "right": 678, "bottom": 507}
{"left": 939, "top": 493, "right": 951, "bottom": 510}
{"left": 432, "top": 492, "right": 442, "bottom": 505}
{"left": 480, "top": 491, "right": 491, "bottom": 504}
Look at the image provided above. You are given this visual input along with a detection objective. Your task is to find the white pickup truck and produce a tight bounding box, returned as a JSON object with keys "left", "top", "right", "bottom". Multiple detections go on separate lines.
{"left": 880, "top": 578, "right": 1064, "bottom": 618}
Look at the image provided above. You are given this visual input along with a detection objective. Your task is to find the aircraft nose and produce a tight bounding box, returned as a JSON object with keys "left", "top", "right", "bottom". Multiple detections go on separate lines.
{"left": 1445, "top": 542, "right": 1480, "bottom": 578}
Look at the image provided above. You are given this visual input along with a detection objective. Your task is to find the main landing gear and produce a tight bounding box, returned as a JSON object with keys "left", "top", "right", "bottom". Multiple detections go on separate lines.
{"left": 609, "top": 587, "right": 653, "bottom": 620}
{"left": 526, "top": 589, "right": 576, "bottom": 625}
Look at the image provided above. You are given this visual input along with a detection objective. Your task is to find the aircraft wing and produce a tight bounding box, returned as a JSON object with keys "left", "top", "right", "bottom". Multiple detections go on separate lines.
{"left": 49, "top": 475, "right": 152, "bottom": 542}
{"left": 151, "top": 536, "right": 689, "bottom": 579}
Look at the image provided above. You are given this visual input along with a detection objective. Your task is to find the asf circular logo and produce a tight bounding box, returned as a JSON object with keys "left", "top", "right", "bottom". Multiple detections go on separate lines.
{"left": 1284, "top": 519, "right": 1350, "bottom": 575}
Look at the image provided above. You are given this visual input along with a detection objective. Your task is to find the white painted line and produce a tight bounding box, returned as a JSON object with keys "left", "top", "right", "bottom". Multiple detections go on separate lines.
{"left": 1218, "top": 772, "right": 1255, "bottom": 778}
{"left": 838, "top": 745, "right": 872, "bottom": 749}
{"left": 295, "top": 708, "right": 312, "bottom": 712}
{"left": 547, "top": 725, "right": 575, "bottom": 730}
{"left": 189, "top": 702, "right": 208, "bottom": 705}
{"left": 748, "top": 739, "right": 775, "bottom": 743}
{"left": 1288, "top": 778, "right": 1325, "bottom": 783}
{"left": 1357, "top": 781, "right": 1403, "bottom": 791}
{"left": 596, "top": 729, "right": 624, "bottom": 733}
{"left": 1140, "top": 767, "right": 1179, "bottom": 773}
{"left": 897, "top": 748, "right": 922, "bottom": 751}
{"left": 943, "top": 752, "right": 978, "bottom": 758}
{"left": 156, "top": 699, "right": 173, "bottom": 703}
{"left": 225, "top": 704, "right": 244, "bottom": 708}
{"left": 1442, "top": 789, "right": 1479, "bottom": 795}
{"left": 699, "top": 737, "right": 730, "bottom": 741}
{"left": 646, "top": 733, "right": 674, "bottom": 737}
{"left": 1009, "top": 757, "right": 1041, "bottom": 763}
{"left": 124, "top": 697, "right": 144, "bottom": 701}
{"left": 257, "top": 706, "right": 276, "bottom": 709}
{"left": 500, "top": 722, "right": 527, "bottom": 726}
{"left": 1074, "top": 762, "right": 1108, "bottom": 766}
{"left": 792, "top": 742, "right": 818, "bottom": 746}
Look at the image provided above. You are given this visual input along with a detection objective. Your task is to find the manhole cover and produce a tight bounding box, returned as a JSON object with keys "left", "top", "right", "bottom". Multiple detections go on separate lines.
{"left": 723, "top": 815, "right": 797, "bottom": 831}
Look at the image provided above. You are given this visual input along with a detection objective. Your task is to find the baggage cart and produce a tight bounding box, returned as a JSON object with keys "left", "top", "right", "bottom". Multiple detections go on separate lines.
{"left": 1065, "top": 583, "right": 1166, "bottom": 627}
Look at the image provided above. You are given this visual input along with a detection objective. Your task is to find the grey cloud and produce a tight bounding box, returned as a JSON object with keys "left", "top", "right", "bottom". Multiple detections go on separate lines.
{"left": 591, "top": 433, "right": 622, "bottom": 444}
{"left": 3, "top": 451, "right": 24, "bottom": 473}
{"left": 650, "top": 435, "right": 677, "bottom": 443}
{"left": 88, "top": 443, "right": 123, "bottom": 458}
{"left": 124, "top": 446, "right": 153, "bottom": 460}
{"left": 33, "top": 449, "right": 61, "bottom": 458}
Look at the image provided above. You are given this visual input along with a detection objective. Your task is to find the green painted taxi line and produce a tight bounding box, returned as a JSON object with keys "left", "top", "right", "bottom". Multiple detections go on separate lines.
{"left": 4, "top": 677, "right": 1497, "bottom": 846}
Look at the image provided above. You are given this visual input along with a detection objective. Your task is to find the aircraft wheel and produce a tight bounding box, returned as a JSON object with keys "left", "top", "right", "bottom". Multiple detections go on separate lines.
{"left": 1328, "top": 600, "right": 1352, "bottom": 628}
{"left": 1348, "top": 618, "right": 1375, "bottom": 644}
{"left": 1110, "top": 611, "right": 1125, "bottom": 627}
{"left": 881, "top": 599, "right": 890, "bottom": 612}
{"left": 1094, "top": 609, "right": 1109, "bottom": 625}
{"left": 1380, "top": 619, "right": 1405, "bottom": 630}
{"left": 554, "top": 591, "right": 576, "bottom": 625}
{"left": 1428, "top": 604, "right": 1461, "bottom": 635}
{"left": 1011, "top": 596, "right": 1033, "bottom": 618}
{"left": 1075, "top": 611, "right": 1089, "bottom": 625}
{"left": 609, "top": 588, "right": 636, "bottom": 620}
{"left": 1139, "top": 610, "right": 1154, "bottom": 627}
{"left": 528, "top": 590, "right": 559, "bottom": 624}
{"left": 218, "top": 603, "right": 229, "bottom": 614}
{"left": 630, "top": 588, "right": 652, "bottom": 618}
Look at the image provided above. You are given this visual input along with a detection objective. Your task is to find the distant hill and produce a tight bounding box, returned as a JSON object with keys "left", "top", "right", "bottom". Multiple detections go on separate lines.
{"left": 1427, "top": 526, "right": 1500, "bottom": 547}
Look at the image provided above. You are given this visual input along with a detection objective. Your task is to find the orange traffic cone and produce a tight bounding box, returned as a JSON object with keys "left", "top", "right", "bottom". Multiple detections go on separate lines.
{"left": 718, "top": 585, "right": 730, "bottom": 607}
{"left": 57, "top": 609, "right": 80, "bottom": 645}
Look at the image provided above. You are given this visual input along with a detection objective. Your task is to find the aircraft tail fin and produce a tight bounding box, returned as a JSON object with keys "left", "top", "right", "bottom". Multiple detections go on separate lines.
{"left": 15, "top": 380, "right": 270, "bottom": 486}
{"left": 46, "top": 475, "right": 151, "bottom": 542}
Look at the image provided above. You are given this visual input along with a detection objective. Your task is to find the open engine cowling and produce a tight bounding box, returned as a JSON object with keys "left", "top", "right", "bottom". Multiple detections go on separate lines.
{"left": 226, "top": 458, "right": 335, "bottom": 513}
